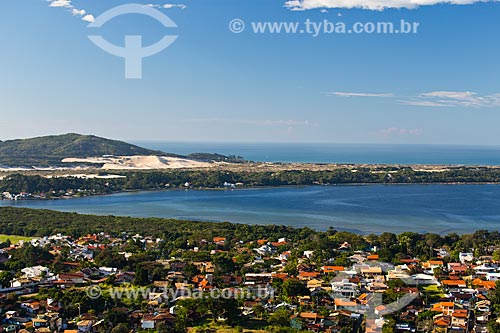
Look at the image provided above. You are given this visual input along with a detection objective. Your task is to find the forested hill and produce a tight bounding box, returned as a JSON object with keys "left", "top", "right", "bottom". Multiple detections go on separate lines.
{"left": 0, "top": 133, "right": 172, "bottom": 166}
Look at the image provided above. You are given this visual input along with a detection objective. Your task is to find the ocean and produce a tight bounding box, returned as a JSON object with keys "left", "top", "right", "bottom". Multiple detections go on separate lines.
{"left": 134, "top": 142, "right": 500, "bottom": 165}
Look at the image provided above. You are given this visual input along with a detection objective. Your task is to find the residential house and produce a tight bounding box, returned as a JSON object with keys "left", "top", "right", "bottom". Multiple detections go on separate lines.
{"left": 21, "top": 301, "right": 40, "bottom": 314}
{"left": 331, "top": 279, "right": 359, "bottom": 298}
{"left": 459, "top": 252, "right": 474, "bottom": 264}
{"left": 76, "top": 320, "right": 94, "bottom": 333}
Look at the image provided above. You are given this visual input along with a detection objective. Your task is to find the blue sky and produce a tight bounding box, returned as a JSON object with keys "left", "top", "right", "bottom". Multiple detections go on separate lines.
{"left": 0, "top": 0, "right": 499, "bottom": 144}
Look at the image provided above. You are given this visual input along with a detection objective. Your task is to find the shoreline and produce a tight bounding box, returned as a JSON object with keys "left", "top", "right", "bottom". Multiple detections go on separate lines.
{"left": 3, "top": 184, "right": 500, "bottom": 235}
{"left": 0, "top": 205, "right": 498, "bottom": 236}
{"left": 3, "top": 181, "right": 500, "bottom": 202}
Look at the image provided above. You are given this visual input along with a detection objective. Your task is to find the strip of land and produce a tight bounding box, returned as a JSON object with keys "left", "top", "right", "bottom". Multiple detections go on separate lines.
{"left": 2, "top": 164, "right": 500, "bottom": 200}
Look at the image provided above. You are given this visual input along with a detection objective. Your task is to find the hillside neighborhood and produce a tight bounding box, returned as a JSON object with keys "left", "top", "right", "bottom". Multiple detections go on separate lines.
{"left": 0, "top": 227, "right": 499, "bottom": 333}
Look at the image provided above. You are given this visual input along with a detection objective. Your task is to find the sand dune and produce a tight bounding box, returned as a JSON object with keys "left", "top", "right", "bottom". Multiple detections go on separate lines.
{"left": 62, "top": 155, "right": 213, "bottom": 170}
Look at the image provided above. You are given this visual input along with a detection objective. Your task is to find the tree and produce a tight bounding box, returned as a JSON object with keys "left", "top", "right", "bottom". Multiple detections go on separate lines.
{"left": 0, "top": 271, "right": 14, "bottom": 288}
{"left": 0, "top": 238, "right": 11, "bottom": 249}
{"left": 110, "top": 323, "right": 128, "bottom": 333}
{"left": 204, "top": 298, "right": 240, "bottom": 325}
{"left": 488, "top": 281, "right": 500, "bottom": 313}
{"left": 173, "top": 304, "right": 188, "bottom": 333}
{"left": 487, "top": 320, "right": 500, "bottom": 333}
{"left": 283, "top": 259, "right": 298, "bottom": 276}
{"left": 282, "top": 279, "right": 309, "bottom": 297}
{"left": 182, "top": 263, "right": 200, "bottom": 279}
{"left": 382, "top": 318, "right": 396, "bottom": 333}
{"left": 105, "top": 309, "right": 128, "bottom": 327}
{"left": 95, "top": 249, "right": 127, "bottom": 269}
{"left": 493, "top": 249, "right": 500, "bottom": 262}
{"left": 379, "top": 233, "right": 398, "bottom": 249}
{"left": 6, "top": 244, "right": 53, "bottom": 270}
{"left": 156, "top": 322, "right": 169, "bottom": 333}
{"left": 151, "top": 266, "right": 167, "bottom": 281}
{"left": 213, "top": 254, "right": 236, "bottom": 275}
{"left": 268, "top": 308, "right": 291, "bottom": 327}
{"left": 133, "top": 266, "right": 149, "bottom": 286}
{"left": 253, "top": 304, "right": 265, "bottom": 319}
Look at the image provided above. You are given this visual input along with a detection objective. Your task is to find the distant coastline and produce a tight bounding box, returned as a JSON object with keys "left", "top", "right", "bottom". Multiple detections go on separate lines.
{"left": 3, "top": 163, "right": 500, "bottom": 201}
{"left": 136, "top": 141, "right": 500, "bottom": 166}
{"left": 3, "top": 134, "right": 500, "bottom": 202}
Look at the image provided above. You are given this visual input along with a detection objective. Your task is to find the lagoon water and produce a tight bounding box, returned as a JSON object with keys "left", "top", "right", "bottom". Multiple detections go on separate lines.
{"left": 2, "top": 184, "right": 500, "bottom": 235}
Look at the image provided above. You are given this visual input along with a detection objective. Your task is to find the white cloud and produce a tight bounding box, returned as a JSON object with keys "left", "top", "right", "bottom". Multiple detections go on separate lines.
{"left": 403, "top": 91, "right": 500, "bottom": 108}
{"left": 72, "top": 8, "right": 86, "bottom": 16}
{"left": 164, "top": 4, "right": 187, "bottom": 9}
{"left": 81, "top": 14, "right": 95, "bottom": 23}
{"left": 421, "top": 91, "right": 476, "bottom": 99}
{"left": 46, "top": 0, "right": 95, "bottom": 23}
{"left": 329, "top": 89, "right": 500, "bottom": 108}
{"left": 379, "top": 127, "right": 423, "bottom": 138}
{"left": 145, "top": 3, "right": 187, "bottom": 9}
{"left": 284, "top": 0, "right": 499, "bottom": 11}
{"left": 328, "top": 92, "right": 394, "bottom": 97}
{"left": 48, "top": 0, "right": 72, "bottom": 8}
{"left": 399, "top": 100, "right": 451, "bottom": 107}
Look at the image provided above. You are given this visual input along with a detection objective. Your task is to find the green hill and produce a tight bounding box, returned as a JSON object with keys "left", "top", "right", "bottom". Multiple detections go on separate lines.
{"left": 0, "top": 133, "right": 171, "bottom": 167}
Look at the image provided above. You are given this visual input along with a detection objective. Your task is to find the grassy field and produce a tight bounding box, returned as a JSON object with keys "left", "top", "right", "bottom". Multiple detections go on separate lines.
{"left": 420, "top": 284, "right": 446, "bottom": 299}
{"left": 0, "top": 234, "right": 33, "bottom": 243}
{"left": 187, "top": 319, "right": 271, "bottom": 333}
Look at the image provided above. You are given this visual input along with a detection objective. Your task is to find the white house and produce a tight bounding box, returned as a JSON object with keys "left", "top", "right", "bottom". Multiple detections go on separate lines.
{"left": 254, "top": 244, "right": 275, "bottom": 256}
{"left": 21, "top": 266, "right": 50, "bottom": 278}
{"left": 98, "top": 267, "right": 117, "bottom": 276}
{"left": 474, "top": 265, "right": 497, "bottom": 275}
{"left": 11, "top": 278, "right": 36, "bottom": 288}
{"left": 331, "top": 279, "right": 359, "bottom": 297}
{"left": 21, "top": 301, "right": 40, "bottom": 313}
{"left": 410, "top": 274, "right": 438, "bottom": 285}
{"left": 5, "top": 311, "right": 18, "bottom": 318}
{"left": 303, "top": 251, "right": 314, "bottom": 259}
{"left": 486, "top": 272, "right": 500, "bottom": 281}
{"left": 459, "top": 252, "right": 474, "bottom": 264}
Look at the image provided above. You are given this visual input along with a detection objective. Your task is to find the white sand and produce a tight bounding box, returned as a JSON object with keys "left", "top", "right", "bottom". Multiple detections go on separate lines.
{"left": 45, "top": 174, "right": 127, "bottom": 179}
{"left": 62, "top": 155, "right": 213, "bottom": 170}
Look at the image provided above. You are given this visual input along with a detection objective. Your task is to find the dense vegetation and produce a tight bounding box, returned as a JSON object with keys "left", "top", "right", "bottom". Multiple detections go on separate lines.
{"left": 0, "top": 207, "right": 316, "bottom": 244}
{"left": 0, "top": 133, "right": 169, "bottom": 166}
{"left": 1, "top": 207, "right": 500, "bottom": 263}
{"left": 2, "top": 167, "right": 500, "bottom": 197}
{"left": 186, "top": 153, "right": 246, "bottom": 162}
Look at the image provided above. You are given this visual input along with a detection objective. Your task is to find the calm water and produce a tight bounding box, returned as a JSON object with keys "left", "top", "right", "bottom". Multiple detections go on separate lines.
{"left": 3, "top": 185, "right": 500, "bottom": 235}
{"left": 135, "top": 142, "right": 500, "bottom": 165}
